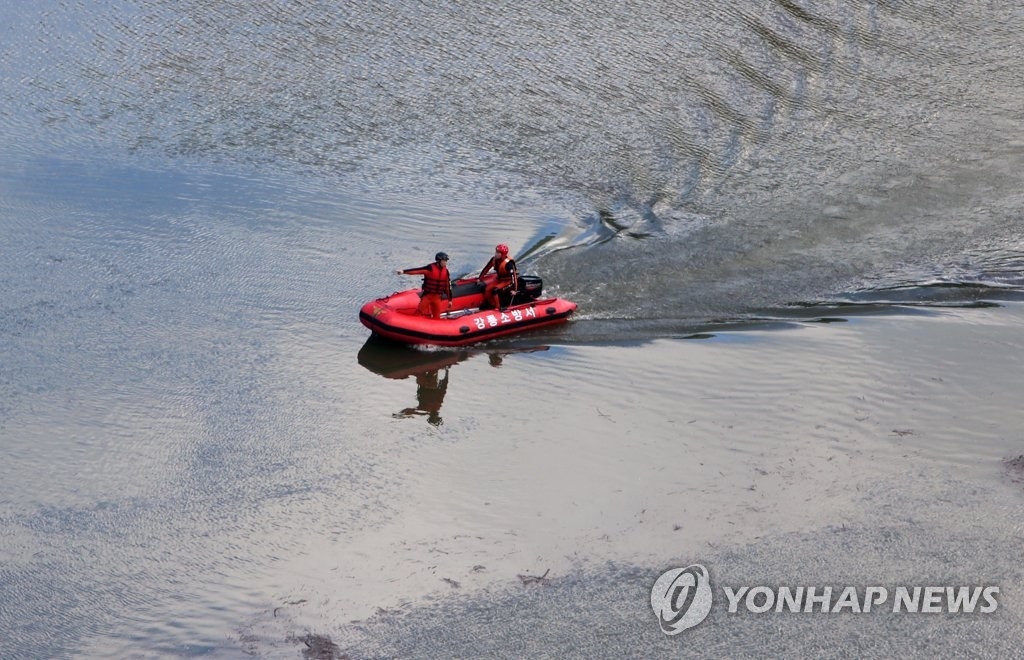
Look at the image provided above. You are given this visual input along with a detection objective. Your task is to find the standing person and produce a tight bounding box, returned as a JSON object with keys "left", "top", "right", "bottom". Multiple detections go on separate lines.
{"left": 477, "top": 243, "right": 518, "bottom": 310}
{"left": 397, "top": 252, "right": 453, "bottom": 318}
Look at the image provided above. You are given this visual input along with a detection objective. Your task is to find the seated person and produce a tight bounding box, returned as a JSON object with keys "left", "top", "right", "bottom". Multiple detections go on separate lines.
{"left": 477, "top": 243, "right": 517, "bottom": 309}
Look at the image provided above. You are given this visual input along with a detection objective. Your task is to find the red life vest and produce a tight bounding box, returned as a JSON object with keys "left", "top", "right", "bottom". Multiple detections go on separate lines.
{"left": 493, "top": 257, "right": 515, "bottom": 283}
{"left": 421, "top": 263, "right": 450, "bottom": 294}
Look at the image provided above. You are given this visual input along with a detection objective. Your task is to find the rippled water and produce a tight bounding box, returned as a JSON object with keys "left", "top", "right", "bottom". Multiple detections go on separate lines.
{"left": 2, "top": 0, "right": 1023, "bottom": 656}
{"left": 5, "top": 0, "right": 1024, "bottom": 319}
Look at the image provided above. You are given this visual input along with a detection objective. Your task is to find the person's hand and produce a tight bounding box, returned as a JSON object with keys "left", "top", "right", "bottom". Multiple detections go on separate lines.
{"left": 396, "top": 269, "right": 403, "bottom": 275}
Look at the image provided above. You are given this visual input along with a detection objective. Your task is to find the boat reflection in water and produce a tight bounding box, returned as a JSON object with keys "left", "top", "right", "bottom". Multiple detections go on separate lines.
{"left": 357, "top": 336, "right": 549, "bottom": 426}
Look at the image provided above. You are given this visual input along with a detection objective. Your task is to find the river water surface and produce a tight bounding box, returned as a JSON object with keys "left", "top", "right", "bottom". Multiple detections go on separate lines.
{"left": 2, "top": 1, "right": 1023, "bottom": 657}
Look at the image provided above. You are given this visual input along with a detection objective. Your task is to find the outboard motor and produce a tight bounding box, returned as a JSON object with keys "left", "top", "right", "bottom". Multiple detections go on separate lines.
{"left": 503, "top": 275, "right": 542, "bottom": 306}
{"left": 517, "top": 275, "right": 543, "bottom": 300}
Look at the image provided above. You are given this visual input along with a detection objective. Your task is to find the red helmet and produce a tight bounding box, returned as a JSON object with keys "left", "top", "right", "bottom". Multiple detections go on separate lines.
{"left": 495, "top": 244, "right": 509, "bottom": 255}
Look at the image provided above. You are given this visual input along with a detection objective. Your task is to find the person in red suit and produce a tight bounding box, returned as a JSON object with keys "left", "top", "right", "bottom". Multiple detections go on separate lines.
{"left": 477, "top": 243, "right": 518, "bottom": 310}
{"left": 397, "top": 251, "right": 453, "bottom": 318}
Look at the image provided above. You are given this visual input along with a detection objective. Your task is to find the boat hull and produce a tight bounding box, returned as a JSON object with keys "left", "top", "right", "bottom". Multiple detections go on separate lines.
{"left": 359, "top": 277, "right": 576, "bottom": 346}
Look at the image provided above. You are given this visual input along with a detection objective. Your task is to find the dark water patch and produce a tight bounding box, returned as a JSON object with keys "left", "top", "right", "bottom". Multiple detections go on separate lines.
{"left": 774, "top": 0, "right": 825, "bottom": 29}
{"left": 469, "top": 314, "right": 840, "bottom": 349}
{"left": 1006, "top": 455, "right": 1024, "bottom": 485}
{"left": 472, "top": 292, "right": 1023, "bottom": 347}
{"left": 837, "top": 281, "right": 1024, "bottom": 307}
{"left": 357, "top": 337, "right": 475, "bottom": 380}
{"left": 795, "top": 298, "right": 1007, "bottom": 312}
{"left": 292, "top": 633, "right": 348, "bottom": 660}
{"left": 742, "top": 14, "right": 828, "bottom": 75}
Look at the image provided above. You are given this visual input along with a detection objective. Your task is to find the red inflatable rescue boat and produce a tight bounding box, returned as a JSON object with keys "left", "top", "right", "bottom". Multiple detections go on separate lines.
{"left": 359, "top": 274, "right": 576, "bottom": 346}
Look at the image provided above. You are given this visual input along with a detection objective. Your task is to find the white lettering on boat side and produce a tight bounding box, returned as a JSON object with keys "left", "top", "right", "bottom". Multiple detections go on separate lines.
{"left": 471, "top": 306, "right": 537, "bottom": 330}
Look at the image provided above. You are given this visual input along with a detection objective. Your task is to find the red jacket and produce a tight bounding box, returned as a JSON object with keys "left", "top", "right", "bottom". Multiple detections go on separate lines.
{"left": 479, "top": 256, "right": 517, "bottom": 287}
{"left": 402, "top": 263, "right": 452, "bottom": 297}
